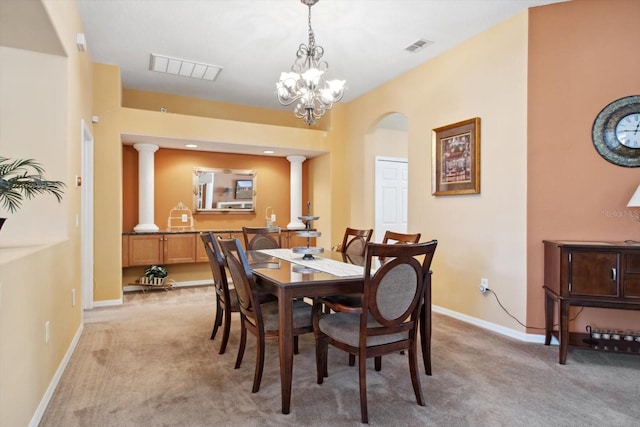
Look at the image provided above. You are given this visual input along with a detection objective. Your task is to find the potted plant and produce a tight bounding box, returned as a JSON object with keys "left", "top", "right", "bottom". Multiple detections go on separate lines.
{"left": 144, "top": 265, "right": 168, "bottom": 285}
{"left": 0, "top": 157, "right": 65, "bottom": 230}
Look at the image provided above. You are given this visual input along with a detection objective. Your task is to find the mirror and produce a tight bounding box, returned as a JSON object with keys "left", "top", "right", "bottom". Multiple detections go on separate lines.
{"left": 193, "top": 167, "right": 256, "bottom": 213}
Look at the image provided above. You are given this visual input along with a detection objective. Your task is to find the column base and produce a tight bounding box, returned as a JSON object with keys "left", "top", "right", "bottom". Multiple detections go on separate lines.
{"left": 286, "top": 221, "right": 305, "bottom": 230}
{"left": 133, "top": 223, "right": 159, "bottom": 233}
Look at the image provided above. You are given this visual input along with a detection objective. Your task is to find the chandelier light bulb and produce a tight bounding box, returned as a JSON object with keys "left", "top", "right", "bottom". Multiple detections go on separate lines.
{"left": 275, "top": 0, "right": 346, "bottom": 125}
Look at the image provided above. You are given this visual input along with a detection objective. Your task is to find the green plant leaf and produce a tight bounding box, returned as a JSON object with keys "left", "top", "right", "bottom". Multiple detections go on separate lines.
{"left": 0, "top": 157, "right": 65, "bottom": 213}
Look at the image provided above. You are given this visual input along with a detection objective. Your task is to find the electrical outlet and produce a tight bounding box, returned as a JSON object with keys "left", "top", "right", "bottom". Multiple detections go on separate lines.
{"left": 480, "top": 278, "right": 489, "bottom": 294}
{"left": 45, "top": 321, "right": 50, "bottom": 343}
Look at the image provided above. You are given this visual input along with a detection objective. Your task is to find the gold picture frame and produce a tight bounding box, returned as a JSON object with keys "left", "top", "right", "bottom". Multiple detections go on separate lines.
{"left": 432, "top": 117, "right": 481, "bottom": 196}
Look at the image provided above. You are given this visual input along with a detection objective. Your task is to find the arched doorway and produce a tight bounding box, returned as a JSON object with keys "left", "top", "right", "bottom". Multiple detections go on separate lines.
{"left": 368, "top": 113, "right": 409, "bottom": 242}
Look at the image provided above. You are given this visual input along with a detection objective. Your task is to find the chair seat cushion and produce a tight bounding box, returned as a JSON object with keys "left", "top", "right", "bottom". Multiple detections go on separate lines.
{"left": 319, "top": 312, "right": 408, "bottom": 347}
{"left": 261, "top": 300, "right": 312, "bottom": 332}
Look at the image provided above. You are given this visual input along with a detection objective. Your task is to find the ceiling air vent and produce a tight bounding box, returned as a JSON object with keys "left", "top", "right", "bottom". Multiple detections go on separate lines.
{"left": 404, "top": 39, "right": 433, "bottom": 53}
{"left": 149, "top": 53, "right": 222, "bottom": 81}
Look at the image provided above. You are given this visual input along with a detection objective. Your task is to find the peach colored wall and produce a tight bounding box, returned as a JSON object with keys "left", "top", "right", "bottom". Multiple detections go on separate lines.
{"left": 528, "top": 0, "right": 640, "bottom": 332}
{"left": 93, "top": 64, "right": 330, "bottom": 303}
{"left": 339, "top": 12, "right": 530, "bottom": 333}
{"left": 122, "top": 88, "right": 325, "bottom": 130}
{"left": 122, "top": 146, "right": 309, "bottom": 231}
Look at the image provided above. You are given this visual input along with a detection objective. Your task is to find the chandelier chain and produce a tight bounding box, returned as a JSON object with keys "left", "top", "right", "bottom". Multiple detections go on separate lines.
{"left": 307, "top": 3, "right": 315, "bottom": 50}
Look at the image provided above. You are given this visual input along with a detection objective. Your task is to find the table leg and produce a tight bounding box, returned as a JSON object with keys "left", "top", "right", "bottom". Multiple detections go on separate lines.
{"left": 278, "top": 289, "right": 294, "bottom": 414}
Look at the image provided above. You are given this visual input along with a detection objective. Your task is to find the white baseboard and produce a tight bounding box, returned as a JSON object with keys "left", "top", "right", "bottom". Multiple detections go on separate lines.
{"left": 29, "top": 322, "right": 84, "bottom": 427}
{"left": 93, "top": 298, "right": 123, "bottom": 307}
{"left": 433, "top": 305, "right": 558, "bottom": 345}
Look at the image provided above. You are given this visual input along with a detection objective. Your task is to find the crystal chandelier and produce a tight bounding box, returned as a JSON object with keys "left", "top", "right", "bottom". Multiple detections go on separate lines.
{"left": 276, "top": 0, "right": 346, "bottom": 126}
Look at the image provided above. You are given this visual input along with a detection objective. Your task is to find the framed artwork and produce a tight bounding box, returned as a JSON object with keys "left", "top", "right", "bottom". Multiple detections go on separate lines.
{"left": 432, "top": 117, "right": 481, "bottom": 196}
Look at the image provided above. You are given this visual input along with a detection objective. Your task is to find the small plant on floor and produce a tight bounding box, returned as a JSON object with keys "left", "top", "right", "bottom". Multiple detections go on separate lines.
{"left": 144, "top": 265, "right": 168, "bottom": 284}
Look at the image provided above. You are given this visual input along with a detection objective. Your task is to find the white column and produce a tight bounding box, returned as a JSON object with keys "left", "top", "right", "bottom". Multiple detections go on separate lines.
{"left": 286, "top": 155, "right": 306, "bottom": 229}
{"left": 133, "top": 143, "right": 160, "bottom": 232}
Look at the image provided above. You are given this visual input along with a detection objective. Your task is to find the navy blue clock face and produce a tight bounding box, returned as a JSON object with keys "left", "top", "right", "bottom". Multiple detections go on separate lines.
{"left": 592, "top": 95, "right": 640, "bottom": 167}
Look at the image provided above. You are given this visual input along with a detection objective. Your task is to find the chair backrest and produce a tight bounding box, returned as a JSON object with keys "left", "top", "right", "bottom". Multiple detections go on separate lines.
{"left": 341, "top": 252, "right": 365, "bottom": 267}
{"left": 242, "top": 226, "right": 282, "bottom": 250}
{"left": 360, "top": 240, "right": 438, "bottom": 339}
{"left": 339, "top": 227, "right": 373, "bottom": 256}
{"left": 200, "top": 232, "right": 231, "bottom": 300}
{"left": 382, "top": 230, "right": 421, "bottom": 245}
{"left": 379, "top": 231, "right": 421, "bottom": 264}
{"left": 218, "top": 238, "right": 262, "bottom": 328}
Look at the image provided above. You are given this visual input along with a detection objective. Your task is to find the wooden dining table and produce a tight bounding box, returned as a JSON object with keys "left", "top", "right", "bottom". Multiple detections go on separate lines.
{"left": 248, "top": 249, "right": 433, "bottom": 415}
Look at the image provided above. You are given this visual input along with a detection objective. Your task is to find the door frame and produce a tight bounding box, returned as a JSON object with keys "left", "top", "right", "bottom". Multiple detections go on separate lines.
{"left": 81, "top": 119, "right": 94, "bottom": 310}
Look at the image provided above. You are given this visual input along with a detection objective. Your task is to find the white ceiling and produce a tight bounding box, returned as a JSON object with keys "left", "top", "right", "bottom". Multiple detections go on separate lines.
{"left": 77, "top": 0, "right": 568, "bottom": 156}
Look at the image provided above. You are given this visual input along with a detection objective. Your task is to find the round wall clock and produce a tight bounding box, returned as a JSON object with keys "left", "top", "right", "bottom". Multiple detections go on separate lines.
{"left": 592, "top": 95, "right": 640, "bottom": 167}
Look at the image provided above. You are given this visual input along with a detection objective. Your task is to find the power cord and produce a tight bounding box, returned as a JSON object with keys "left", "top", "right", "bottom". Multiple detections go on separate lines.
{"left": 484, "top": 288, "right": 583, "bottom": 330}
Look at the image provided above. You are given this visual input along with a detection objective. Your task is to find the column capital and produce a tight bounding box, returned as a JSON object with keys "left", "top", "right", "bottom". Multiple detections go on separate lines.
{"left": 286, "top": 155, "right": 306, "bottom": 164}
{"left": 133, "top": 143, "right": 159, "bottom": 153}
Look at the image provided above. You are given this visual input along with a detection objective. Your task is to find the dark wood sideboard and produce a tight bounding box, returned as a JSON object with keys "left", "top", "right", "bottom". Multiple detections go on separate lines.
{"left": 543, "top": 240, "right": 640, "bottom": 364}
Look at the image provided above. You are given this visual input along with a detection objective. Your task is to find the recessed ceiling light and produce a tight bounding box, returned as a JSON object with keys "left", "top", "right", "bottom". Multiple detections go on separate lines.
{"left": 185, "top": 144, "right": 198, "bottom": 148}
{"left": 263, "top": 150, "right": 275, "bottom": 154}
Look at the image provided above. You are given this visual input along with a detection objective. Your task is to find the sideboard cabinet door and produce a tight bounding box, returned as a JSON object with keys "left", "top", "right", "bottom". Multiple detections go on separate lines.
{"left": 128, "top": 234, "right": 163, "bottom": 266}
{"left": 163, "top": 233, "right": 197, "bottom": 264}
{"left": 569, "top": 251, "right": 619, "bottom": 297}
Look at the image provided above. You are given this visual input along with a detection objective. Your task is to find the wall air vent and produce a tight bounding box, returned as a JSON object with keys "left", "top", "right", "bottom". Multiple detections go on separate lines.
{"left": 149, "top": 54, "right": 222, "bottom": 81}
{"left": 404, "top": 39, "right": 434, "bottom": 53}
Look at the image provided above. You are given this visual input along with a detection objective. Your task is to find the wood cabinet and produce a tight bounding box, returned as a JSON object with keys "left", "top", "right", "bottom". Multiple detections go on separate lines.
{"left": 123, "top": 229, "right": 318, "bottom": 267}
{"left": 124, "top": 230, "right": 247, "bottom": 266}
{"left": 543, "top": 240, "right": 640, "bottom": 364}
{"left": 126, "top": 233, "right": 196, "bottom": 266}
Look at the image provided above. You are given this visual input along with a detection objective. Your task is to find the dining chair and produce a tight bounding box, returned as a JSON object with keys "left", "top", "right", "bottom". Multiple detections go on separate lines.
{"left": 378, "top": 230, "right": 421, "bottom": 264}
{"left": 336, "top": 227, "right": 373, "bottom": 256}
{"left": 329, "top": 230, "right": 421, "bottom": 310}
{"left": 201, "top": 232, "right": 238, "bottom": 354}
{"left": 242, "top": 226, "right": 282, "bottom": 250}
{"left": 331, "top": 232, "right": 430, "bottom": 368}
{"left": 378, "top": 231, "right": 423, "bottom": 359}
{"left": 312, "top": 240, "right": 438, "bottom": 423}
{"left": 321, "top": 227, "right": 373, "bottom": 337}
{"left": 218, "top": 237, "right": 313, "bottom": 393}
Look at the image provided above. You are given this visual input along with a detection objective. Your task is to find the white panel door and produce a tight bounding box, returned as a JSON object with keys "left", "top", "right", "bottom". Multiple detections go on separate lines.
{"left": 374, "top": 157, "right": 408, "bottom": 243}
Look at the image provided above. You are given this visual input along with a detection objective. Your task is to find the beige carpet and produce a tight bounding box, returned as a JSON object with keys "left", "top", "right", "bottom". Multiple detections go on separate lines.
{"left": 40, "top": 286, "right": 640, "bottom": 426}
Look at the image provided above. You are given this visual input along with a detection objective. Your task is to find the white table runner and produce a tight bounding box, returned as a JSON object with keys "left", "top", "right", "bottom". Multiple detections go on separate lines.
{"left": 257, "top": 248, "right": 364, "bottom": 277}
